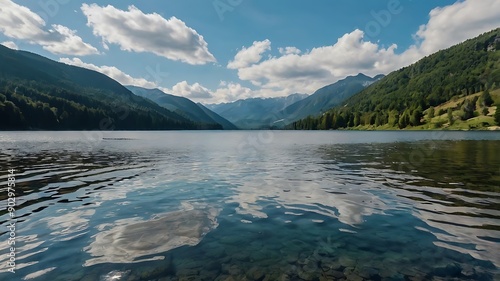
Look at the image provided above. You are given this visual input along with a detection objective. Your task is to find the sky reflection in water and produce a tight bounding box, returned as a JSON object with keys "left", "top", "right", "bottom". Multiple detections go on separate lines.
{"left": 0, "top": 131, "right": 498, "bottom": 280}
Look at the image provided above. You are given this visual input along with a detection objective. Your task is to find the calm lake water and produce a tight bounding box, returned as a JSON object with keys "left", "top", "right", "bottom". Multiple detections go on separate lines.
{"left": 0, "top": 131, "right": 499, "bottom": 281}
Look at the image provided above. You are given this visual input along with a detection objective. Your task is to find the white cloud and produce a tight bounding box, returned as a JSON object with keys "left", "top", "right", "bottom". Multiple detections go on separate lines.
{"left": 414, "top": 0, "right": 500, "bottom": 55}
{"left": 162, "top": 81, "right": 254, "bottom": 104}
{"left": 42, "top": 25, "right": 100, "bottom": 55}
{"left": 167, "top": 81, "right": 213, "bottom": 100}
{"left": 278, "top": 46, "right": 301, "bottom": 55}
{"left": 58, "top": 58, "right": 254, "bottom": 104}
{"left": 212, "top": 82, "right": 253, "bottom": 103}
{"left": 0, "top": 0, "right": 98, "bottom": 56}
{"left": 227, "top": 39, "right": 271, "bottom": 69}
{"left": 81, "top": 4, "right": 216, "bottom": 65}
{"left": 59, "top": 58, "right": 157, "bottom": 88}
{"left": 226, "top": 0, "right": 500, "bottom": 98}
{"left": 232, "top": 30, "right": 399, "bottom": 95}
{"left": 1, "top": 41, "right": 18, "bottom": 50}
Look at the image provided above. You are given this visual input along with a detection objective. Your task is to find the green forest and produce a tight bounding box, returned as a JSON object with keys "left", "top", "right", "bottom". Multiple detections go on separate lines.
{"left": 290, "top": 29, "right": 500, "bottom": 130}
{"left": 0, "top": 45, "right": 222, "bottom": 130}
{"left": 0, "top": 80, "right": 223, "bottom": 130}
{"left": 2, "top": 28, "right": 500, "bottom": 131}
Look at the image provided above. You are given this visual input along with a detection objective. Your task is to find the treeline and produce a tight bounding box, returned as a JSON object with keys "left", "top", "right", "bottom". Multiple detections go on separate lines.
{"left": 291, "top": 108, "right": 424, "bottom": 130}
{"left": 0, "top": 80, "right": 222, "bottom": 130}
{"left": 292, "top": 90, "right": 499, "bottom": 130}
{"left": 290, "top": 29, "right": 500, "bottom": 130}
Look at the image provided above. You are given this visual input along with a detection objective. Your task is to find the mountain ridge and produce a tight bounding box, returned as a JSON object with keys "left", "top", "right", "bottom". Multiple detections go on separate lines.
{"left": 0, "top": 44, "right": 218, "bottom": 130}
{"left": 279, "top": 73, "right": 384, "bottom": 124}
{"left": 206, "top": 73, "right": 383, "bottom": 129}
{"left": 290, "top": 28, "right": 500, "bottom": 130}
{"left": 205, "top": 93, "right": 308, "bottom": 129}
{"left": 126, "top": 85, "right": 237, "bottom": 130}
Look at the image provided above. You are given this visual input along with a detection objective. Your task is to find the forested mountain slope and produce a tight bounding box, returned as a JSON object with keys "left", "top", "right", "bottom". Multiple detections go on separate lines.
{"left": 0, "top": 45, "right": 218, "bottom": 130}
{"left": 291, "top": 28, "right": 500, "bottom": 130}
{"left": 127, "top": 86, "right": 236, "bottom": 129}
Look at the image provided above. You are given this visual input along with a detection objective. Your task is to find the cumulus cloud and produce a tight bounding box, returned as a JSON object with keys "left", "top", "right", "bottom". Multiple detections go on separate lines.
{"left": 0, "top": 0, "right": 98, "bottom": 55}
{"left": 161, "top": 81, "right": 254, "bottom": 104}
{"left": 226, "top": 0, "right": 500, "bottom": 97}
{"left": 232, "top": 30, "right": 399, "bottom": 95}
{"left": 212, "top": 82, "right": 253, "bottom": 102}
{"left": 227, "top": 39, "right": 271, "bottom": 69}
{"left": 167, "top": 81, "right": 213, "bottom": 99}
{"left": 1, "top": 41, "right": 18, "bottom": 50}
{"left": 81, "top": 4, "right": 216, "bottom": 65}
{"left": 58, "top": 58, "right": 254, "bottom": 104}
{"left": 59, "top": 58, "right": 157, "bottom": 88}
{"left": 414, "top": 0, "right": 500, "bottom": 55}
{"left": 278, "top": 47, "right": 301, "bottom": 55}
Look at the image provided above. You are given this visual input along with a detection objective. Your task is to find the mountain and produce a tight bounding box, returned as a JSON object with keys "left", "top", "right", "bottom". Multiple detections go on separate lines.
{"left": 205, "top": 93, "right": 308, "bottom": 129}
{"left": 196, "top": 103, "right": 238, "bottom": 130}
{"left": 280, "top": 73, "right": 383, "bottom": 123}
{"left": 291, "top": 28, "right": 500, "bottom": 130}
{"left": 206, "top": 74, "right": 381, "bottom": 129}
{"left": 126, "top": 86, "right": 237, "bottom": 130}
{"left": 0, "top": 45, "right": 219, "bottom": 130}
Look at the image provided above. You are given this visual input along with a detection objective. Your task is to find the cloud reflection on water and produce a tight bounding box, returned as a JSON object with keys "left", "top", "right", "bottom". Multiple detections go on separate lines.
{"left": 84, "top": 205, "right": 219, "bottom": 266}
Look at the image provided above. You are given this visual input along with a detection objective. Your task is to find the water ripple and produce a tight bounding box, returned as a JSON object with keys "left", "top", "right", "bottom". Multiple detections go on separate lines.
{"left": 0, "top": 132, "right": 498, "bottom": 280}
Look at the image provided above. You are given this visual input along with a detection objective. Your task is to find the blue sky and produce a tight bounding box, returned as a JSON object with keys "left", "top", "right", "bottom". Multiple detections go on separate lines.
{"left": 1, "top": 0, "right": 499, "bottom": 103}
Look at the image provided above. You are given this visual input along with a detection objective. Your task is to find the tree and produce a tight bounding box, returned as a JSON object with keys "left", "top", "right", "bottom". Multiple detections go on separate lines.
{"left": 331, "top": 114, "right": 339, "bottom": 129}
{"left": 480, "top": 89, "right": 494, "bottom": 107}
{"left": 482, "top": 107, "right": 489, "bottom": 116}
{"left": 353, "top": 112, "right": 360, "bottom": 127}
{"left": 428, "top": 106, "right": 435, "bottom": 120}
{"left": 0, "top": 100, "right": 26, "bottom": 129}
{"left": 471, "top": 96, "right": 479, "bottom": 110}
{"left": 495, "top": 106, "right": 500, "bottom": 125}
{"left": 410, "top": 107, "right": 423, "bottom": 126}
{"left": 447, "top": 108, "right": 454, "bottom": 125}
{"left": 320, "top": 113, "right": 332, "bottom": 130}
{"left": 348, "top": 113, "right": 355, "bottom": 127}
{"left": 369, "top": 113, "right": 377, "bottom": 125}
{"left": 375, "top": 113, "right": 382, "bottom": 126}
{"left": 336, "top": 114, "right": 346, "bottom": 128}
{"left": 388, "top": 110, "right": 399, "bottom": 127}
{"left": 461, "top": 99, "right": 475, "bottom": 120}
{"left": 399, "top": 110, "right": 410, "bottom": 129}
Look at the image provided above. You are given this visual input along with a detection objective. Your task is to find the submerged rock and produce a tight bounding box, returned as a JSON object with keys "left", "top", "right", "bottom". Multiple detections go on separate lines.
{"left": 84, "top": 207, "right": 219, "bottom": 266}
{"left": 246, "top": 266, "right": 266, "bottom": 280}
{"left": 339, "top": 256, "right": 356, "bottom": 268}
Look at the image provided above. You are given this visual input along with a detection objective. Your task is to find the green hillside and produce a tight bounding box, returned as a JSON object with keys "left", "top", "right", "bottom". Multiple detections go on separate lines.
{"left": 0, "top": 45, "right": 220, "bottom": 130}
{"left": 291, "top": 28, "right": 500, "bottom": 130}
{"left": 280, "top": 73, "right": 384, "bottom": 124}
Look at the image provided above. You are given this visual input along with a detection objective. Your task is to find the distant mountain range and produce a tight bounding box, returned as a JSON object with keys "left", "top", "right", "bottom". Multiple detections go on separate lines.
{"left": 0, "top": 44, "right": 219, "bottom": 130}
{"left": 205, "top": 94, "right": 308, "bottom": 129}
{"left": 0, "top": 41, "right": 384, "bottom": 131}
{"left": 126, "top": 86, "right": 237, "bottom": 130}
{"left": 2, "top": 28, "right": 498, "bottom": 131}
{"left": 206, "top": 74, "right": 383, "bottom": 129}
{"left": 279, "top": 73, "right": 384, "bottom": 123}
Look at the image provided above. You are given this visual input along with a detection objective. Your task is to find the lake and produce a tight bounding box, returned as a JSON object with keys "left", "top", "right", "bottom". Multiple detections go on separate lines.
{"left": 0, "top": 131, "right": 499, "bottom": 281}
